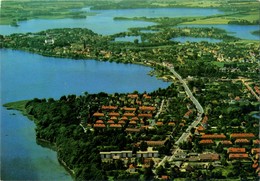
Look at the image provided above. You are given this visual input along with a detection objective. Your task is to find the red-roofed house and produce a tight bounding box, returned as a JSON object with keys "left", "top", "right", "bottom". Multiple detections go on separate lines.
{"left": 221, "top": 140, "right": 232, "bottom": 146}
{"left": 139, "top": 106, "right": 156, "bottom": 111}
{"left": 229, "top": 154, "right": 249, "bottom": 160}
{"left": 93, "top": 112, "right": 105, "bottom": 117}
{"left": 128, "top": 94, "right": 138, "bottom": 98}
{"left": 230, "top": 133, "right": 255, "bottom": 139}
{"left": 183, "top": 110, "right": 193, "bottom": 119}
{"left": 227, "top": 147, "right": 246, "bottom": 153}
{"left": 251, "top": 148, "right": 260, "bottom": 154}
{"left": 123, "top": 113, "right": 135, "bottom": 117}
{"left": 94, "top": 124, "right": 106, "bottom": 128}
{"left": 201, "top": 134, "right": 226, "bottom": 140}
{"left": 168, "top": 122, "right": 176, "bottom": 126}
{"left": 110, "top": 124, "right": 122, "bottom": 128}
{"left": 156, "top": 122, "right": 163, "bottom": 126}
{"left": 123, "top": 107, "right": 137, "bottom": 112}
{"left": 138, "top": 113, "right": 153, "bottom": 118}
{"left": 235, "top": 139, "right": 250, "bottom": 144}
{"left": 108, "top": 112, "right": 120, "bottom": 117}
{"left": 96, "top": 120, "right": 104, "bottom": 124}
{"left": 107, "top": 120, "right": 115, "bottom": 124}
{"left": 129, "top": 121, "right": 137, "bottom": 125}
{"left": 199, "top": 139, "right": 214, "bottom": 145}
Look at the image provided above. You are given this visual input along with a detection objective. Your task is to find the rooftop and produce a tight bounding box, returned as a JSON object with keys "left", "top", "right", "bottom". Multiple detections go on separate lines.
{"left": 227, "top": 147, "right": 246, "bottom": 153}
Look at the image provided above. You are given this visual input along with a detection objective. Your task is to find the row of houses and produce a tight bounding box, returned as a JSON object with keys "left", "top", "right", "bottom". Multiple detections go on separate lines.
{"left": 100, "top": 149, "right": 159, "bottom": 160}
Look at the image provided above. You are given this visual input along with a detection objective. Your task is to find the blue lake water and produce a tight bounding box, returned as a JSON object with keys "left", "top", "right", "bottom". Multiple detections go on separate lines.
{"left": 0, "top": 8, "right": 222, "bottom": 36}
{"left": 114, "top": 36, "right": 142, "bottom": 43}
{"left": 178, "top": 24, "right": 260, "bottom": 40}
{"left": 0, "top": 49, "right": 170, "bottom": 180}
{"left": 171, "top": 36, "right": 222, "bottom": 43}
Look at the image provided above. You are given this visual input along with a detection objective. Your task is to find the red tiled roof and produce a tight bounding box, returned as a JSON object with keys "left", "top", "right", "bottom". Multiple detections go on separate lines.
{"left": 252, "top": 148, "right": 260, "bottom": 154}
{"left": 96, "top": 120, "right": 104, "bottom": 124}
{"left": 128, "top": 94, "right": 138, "bottom": 98}
{"left": 252, "top": 162, "right": 259, "bottom": 169}
{"left": 93, "top": 124, "right": 106, "bottom": 128}
{"left": 199, "top": 139, "right": 214, "bottom": 144}
{"left": 110, "top": 116, "right": 118, "bottom": 120}
{"left": 221, "top": 140, "right": 232, "bottom": 145}
{"left": 184, "top": 110, "right": 193, "bottom": 118}
{"left": 227, "top": 147, "right": 246, "bottom": 153}
{"left": 131, "top": 117, "right": 139, "bottom": 121}
{"left": 118, "top": 120, "right": 125, "bottom": 124}
{"left": 123, "top": 107, "right": 137, "bottom": 111}
{"left": 121, "top": 116, "right": 128, "bottom": 120}
{"left": 107, "top": 120, "right": 115, "bottom": 124}
{"left": 229, "top": 154, "right": 249, "bottom": 160}
{"left": 235, "top": 139, "right": 250, "bottom": 144}
{"left": 138, "top": 113, "right": 153, "bottom": 118}
{"left": 143, "top": 94, "right": 151, "bottom": 99}
{"left": 197, "top": 125, "right": 205, "bottom": 132}
{"left": 161, "top": 175, "right": 169, "bottom": 180}
{"left": 230, "top": 133, "right": 255, "bottom": 139}
{"left": 123, "top": 113, "right": 135, "bottom": 117}
{"left": 101, "top": 105, "right": 118, "bottom": 110}
{"left": 168, "top": 122, "right": 175, "bottom": 126}
{"left": 110, "top": 124, "right": 122, "bottom": 128}
{"left": 108, "top": 112, "right": 120, "bottom": 117}
{"left": 129, "top": 121, "right": 137, "bottom": 125}
{"left": 201, "top": 134, "right": 226, "bottom": 139}
{"left": 156, "top": 122, "right": 163, "bottom": 126}
{"left": 139, "top": 106, "right": 156, "bottom": 111}
{"left": 93, "top": 112, "right": 105, "bottom": 117}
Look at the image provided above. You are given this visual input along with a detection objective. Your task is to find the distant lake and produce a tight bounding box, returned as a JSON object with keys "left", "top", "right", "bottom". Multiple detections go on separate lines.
{"left": 0, "top": 49, "right": 170, "bottom": 180}
{"left": 0, "top": 8, "right": 223, "bottom": 35}
{"left": 171, "top": 36, "right": 222, "bottom": 43}
{"left": 114, "top": 36, "right": 142, "bottom": 43}
{"left": 178, "top": 24, "right": 260, "bottom": 40}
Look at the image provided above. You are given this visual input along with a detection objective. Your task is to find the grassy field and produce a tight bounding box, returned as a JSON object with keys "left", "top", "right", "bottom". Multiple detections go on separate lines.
{"left": 3, "top": 100, "right": 29, "bottom": 112}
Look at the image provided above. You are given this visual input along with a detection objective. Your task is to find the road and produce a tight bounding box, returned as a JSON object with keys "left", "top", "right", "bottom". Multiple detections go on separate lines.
{"left": 169, "top": 67, "right": 204, "bottom": 114}
{"left": 155, "top": 64, "right": 205, "bottom": 169}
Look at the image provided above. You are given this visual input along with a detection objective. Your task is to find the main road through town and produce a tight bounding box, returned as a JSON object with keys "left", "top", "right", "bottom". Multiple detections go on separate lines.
{"left": 155, "top": 64, "right": 205, "bottom": 168}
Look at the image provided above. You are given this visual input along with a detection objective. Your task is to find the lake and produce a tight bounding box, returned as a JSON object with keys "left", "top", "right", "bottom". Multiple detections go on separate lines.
{"left": 0, "top": 8, "right": 223, "bottom": 36}
{"left": 0, "top": 49, "right": 170, "bottom": 180}
{"left": 114, "top": 36, "right": 142, "bottom": 43}
{"left": 171, "top": 37, "right": 222, "bottom": 43}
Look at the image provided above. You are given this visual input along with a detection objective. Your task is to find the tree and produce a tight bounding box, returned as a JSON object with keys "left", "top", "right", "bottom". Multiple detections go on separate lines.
{"left": 140, "top": 141, "right": 148, "bottom": 151}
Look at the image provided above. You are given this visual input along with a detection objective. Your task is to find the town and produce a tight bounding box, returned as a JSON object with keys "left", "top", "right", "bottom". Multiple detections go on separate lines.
{"left": 1, "top": 0, "right": 260, "bottom": 180}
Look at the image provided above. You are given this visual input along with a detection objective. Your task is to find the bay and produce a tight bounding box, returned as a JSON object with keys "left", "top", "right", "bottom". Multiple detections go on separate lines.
{"left": 177, "top": 24, "right": 260, "bottom": 40}
{"left": 0, "top": 49, "right": 170, "bottom": 180}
